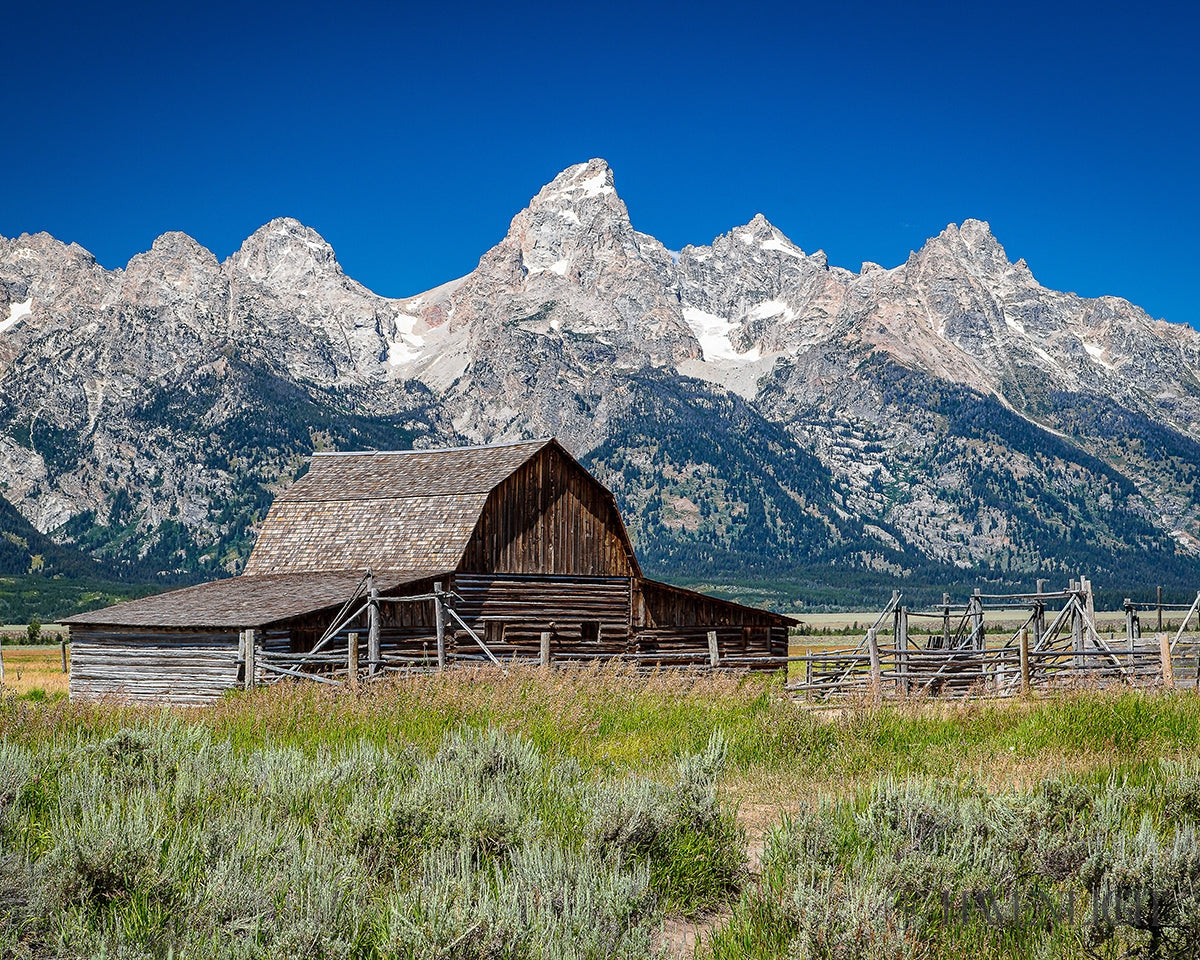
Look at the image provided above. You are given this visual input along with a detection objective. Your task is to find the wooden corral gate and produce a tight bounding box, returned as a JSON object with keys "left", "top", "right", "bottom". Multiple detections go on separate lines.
{"left": 788, "top": 578, "right": 1200, "bottom": 702}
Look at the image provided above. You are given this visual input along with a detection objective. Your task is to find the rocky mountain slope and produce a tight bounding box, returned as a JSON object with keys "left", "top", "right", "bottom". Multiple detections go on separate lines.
{"left": 2, "top": 159, "right": 1199, "bottom": 609}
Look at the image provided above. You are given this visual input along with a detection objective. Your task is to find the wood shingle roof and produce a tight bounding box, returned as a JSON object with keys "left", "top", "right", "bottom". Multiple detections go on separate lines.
{"left": 62, "top": 571, "right": 439, "bottom": 628}
{"left": 245, "top": 439, "right": 554, "bottom": 576}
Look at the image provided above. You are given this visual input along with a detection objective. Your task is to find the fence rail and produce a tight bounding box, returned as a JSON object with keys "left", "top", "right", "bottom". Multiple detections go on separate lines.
{"left": 242, "top": 572, "right": 1200, "bottom": 700}
{"left": 788, "top": 576, "right": 1200, "bottom": 701}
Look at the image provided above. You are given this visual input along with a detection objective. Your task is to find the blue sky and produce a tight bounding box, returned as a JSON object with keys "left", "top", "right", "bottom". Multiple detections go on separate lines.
{"left": 2, "top": 0, "right": 1196, "bottom": 327}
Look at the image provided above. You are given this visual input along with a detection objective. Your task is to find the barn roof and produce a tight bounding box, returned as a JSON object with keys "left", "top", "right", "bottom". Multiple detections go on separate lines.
{"left": 62, "top": 570, "right": 442, "bottom": 629}
{"left": 245, "top": 438, "right": 557, "bottom": 576}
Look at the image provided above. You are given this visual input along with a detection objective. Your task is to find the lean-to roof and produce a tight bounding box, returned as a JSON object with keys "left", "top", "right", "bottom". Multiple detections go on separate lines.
{"left": 62, "top": 570, "right": 440, "bottom": 629}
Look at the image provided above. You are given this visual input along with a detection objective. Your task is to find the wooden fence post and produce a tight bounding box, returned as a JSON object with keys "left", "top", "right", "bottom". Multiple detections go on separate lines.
{"left": 1084, "top": 577, "right": 1097, "bottom": 665}
{"left": 941, "top": 593, "right": 951, "bottom": 649}
{"left": 244, "top": 629, "right": 257, "bottom": 690}
{"left": 707, "top": 630, "right": 720, "bottom": 669}
{"left": 367, "top": 572, "right": 381, "bottom": 677}
{"left": 60, "top": 638, "right": 68, "bottom": 674}
{"left": 1158, "top": 586, "right": 1164, "bottom": 633}
{"left": 237, "top": 628, "right": 245, "bottom": 686}
{"left": 971, "top": 590, "right": 984, "bottom": 651}
{"left": 1125, "top": 599, "right": 1135, "bottom": 652}
{"left": 540, "top": 630, "right": 552, "bottom": 667}
{"left": 1159, "top": 633, "right": 1175, "bottom": 690}
{"left": 434, "top": 582, "right": 446, "bottom": 672}
{"left": 1036, "top": 580, "right": 1047, "bottom": 644}
{"left": 0, "top": 635, "right": 5, "bottom": 683}
{"left": 1019, "top": 627, "right": 1030, "bottom": 695}
{"left": 348, "top": 632, "right": 359, "bottom": 689}
{"left": 867, "top": 627, "right": 882, "bottom": 703}
{"left": 1080, "top": 580, "right": 1089, "bottom": 657}
{"left": 891, "top": 590, "right": 901, "bottom": 651}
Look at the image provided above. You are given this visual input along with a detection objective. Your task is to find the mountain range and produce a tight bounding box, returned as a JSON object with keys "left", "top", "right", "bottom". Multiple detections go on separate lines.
{"left": 2, "top": 158, "right": 1199, "bottom": 615}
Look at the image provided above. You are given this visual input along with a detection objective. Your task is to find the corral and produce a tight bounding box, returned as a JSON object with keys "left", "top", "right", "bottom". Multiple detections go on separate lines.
{"left": 64, "top": 438, "right": 793, "bottom": 703}
{"left": 790, "top": 577, "right": 1200, "bottom": 701}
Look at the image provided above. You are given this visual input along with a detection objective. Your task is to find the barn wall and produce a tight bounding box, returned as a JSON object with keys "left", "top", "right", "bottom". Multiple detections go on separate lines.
{"left": 635, "top": 580, "right": 791, "bottom": 660}
{"left": 260, "top": 581, "right": 446, "bottom": 665}
{"left": 450, "top": 573, "right": 633, "bottom": 660}
{"left": 68, "top": 627, "right": 240, "bottom": 705}
{"left": 459, "top": 447, "right": 637, "bottom": 577}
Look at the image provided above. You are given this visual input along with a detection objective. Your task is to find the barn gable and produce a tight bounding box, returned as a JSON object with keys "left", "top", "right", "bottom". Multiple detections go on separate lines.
{"left": 245, "top": 438, "right": 640, "bottom": 579}
{"left": 459, "top": 442, "right": 641, "bottom": 577}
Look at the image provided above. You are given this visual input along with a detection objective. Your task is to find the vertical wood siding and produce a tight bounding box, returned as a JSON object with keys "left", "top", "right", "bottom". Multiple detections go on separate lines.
{"left": 459, "top": 447, "right": 637, "bottom": 576}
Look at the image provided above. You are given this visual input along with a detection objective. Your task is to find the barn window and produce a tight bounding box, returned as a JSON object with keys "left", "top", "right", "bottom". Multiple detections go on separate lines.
{"left": 581, "top": 620, "right": 601, "bottom": 643}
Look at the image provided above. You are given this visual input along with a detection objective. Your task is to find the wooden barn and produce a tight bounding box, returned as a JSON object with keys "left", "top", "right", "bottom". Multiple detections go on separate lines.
{"left": 65, "top": 439, "right": 795, "bottom": 703}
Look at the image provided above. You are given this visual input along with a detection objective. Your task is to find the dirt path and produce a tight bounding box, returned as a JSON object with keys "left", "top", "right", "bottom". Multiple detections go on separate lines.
{"left": 653, "top": 799, "right": 791, "bottom": 957}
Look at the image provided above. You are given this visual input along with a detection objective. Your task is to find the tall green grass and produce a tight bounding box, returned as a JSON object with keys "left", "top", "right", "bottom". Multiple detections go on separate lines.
{"left": 703, "top": 764, "right": 1200, "bottom": 959}
{"left": 3, "top": 669, "right": 1200, "bottom": 958}
{"left": 0, "top": 721, "right": 741, "bottom": 958}
{"left": 6, "top": 668, "right": 1200, "bottom": 787}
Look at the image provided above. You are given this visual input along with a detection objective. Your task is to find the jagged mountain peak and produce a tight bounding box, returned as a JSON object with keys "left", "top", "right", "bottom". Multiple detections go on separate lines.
{"left": 1, "top": 231, "right": 100, "bottom": 267}
{"left": 930, "top": 218, "right": 1010, "bottom": 262}
{"left": 239, "top": 217, "right": 335, "bottom": 251}
{"left": 137, "top": 231, "right": 219, "bottom": 267}
{"left": 228, "top": 217, "right": 343, "bottom": 286}
{"left": 736, "top": 212, "right": 779, "bottom": 235}
{"left": 535, "top": 158, "right": 616, "bottom": 200}
{"left": 901, "top": 219, "right": 1018, "bottom": 292}
{"left": 522, "top": 159, "right": 629, "bottom": 226}
{"left": 720, "top": 213, "right": 811, "bottom": 262}
{"left": 121, "top": 232, "right": 223, "bottom": 307}
{"left": 489, "top": 159, "right": 653, "bottom": 286}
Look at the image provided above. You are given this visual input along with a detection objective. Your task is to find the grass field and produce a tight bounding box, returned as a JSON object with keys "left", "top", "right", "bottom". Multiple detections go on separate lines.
{"left": 3, "top": 661, "right": 1200, "bottom": 957}
{"left": 0, "top": 644, "right": 68, "bottom": 698}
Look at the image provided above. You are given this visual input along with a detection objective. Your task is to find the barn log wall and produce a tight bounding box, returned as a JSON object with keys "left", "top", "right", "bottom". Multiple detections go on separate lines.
{"left": 636, "top": 580, "right": 790, "bottom": 661}
{"left": 460, "top": 447, "right": 637, "bottom": 577}
{"left": 69, "top": 627, "right": 240, "bottom": 705}
{"left": 450, "top": 573, "right": 633, "bottom": 660}
{"left": 632, "top": 626, "right": 787, "bottom": 665}
{"left": 261, "top": 579, "right": 445, "bottom": 665}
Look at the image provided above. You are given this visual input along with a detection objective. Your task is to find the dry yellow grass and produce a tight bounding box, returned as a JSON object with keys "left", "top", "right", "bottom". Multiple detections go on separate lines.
{"left": 795, "top": 608, "right": 1136, "bottom": 633}
{"left": 0, "top": 643, "right": 70, "bottom": 697}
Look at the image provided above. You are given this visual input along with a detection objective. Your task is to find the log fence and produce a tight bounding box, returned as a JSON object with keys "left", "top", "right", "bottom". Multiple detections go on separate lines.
{"left": 787, "top": 578, "right": 1200, "bottom": 702}
{"left": 245, "top": 571, "right": 789, "bottom": 688}
{"left": 238, "top": 572, "right": 1200, "bottom": 699}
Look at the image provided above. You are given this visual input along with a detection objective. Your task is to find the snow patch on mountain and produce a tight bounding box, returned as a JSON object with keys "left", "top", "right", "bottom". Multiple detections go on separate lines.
{"left": 747, "top": 299, "right": 796, "bottom": 323}
{"left": 0, "top": 297, "right": 32, "bottom": 333}
{"left": 1083, "top": 341, "right": 1114, "bottom": 370}
{"left": 578, "top": 170, "right": 613, "bottom": 197}
{"left": 386, "top": 314, "right": 425, "bottom": 366}
{"left": 760, "top": 237, "right": 804, "bottom": 259}
{"left": 681, "top": 307, "right": 760, "bottom": 362}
